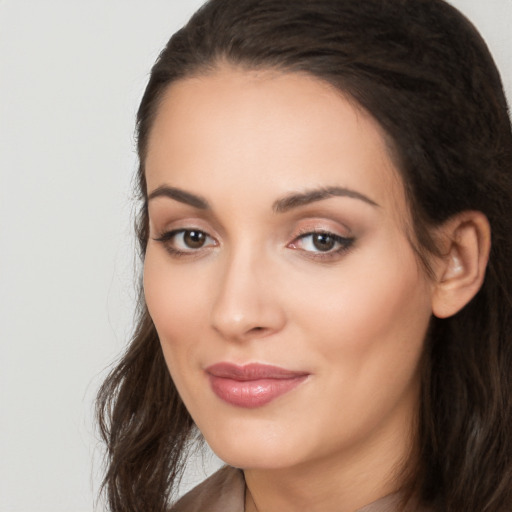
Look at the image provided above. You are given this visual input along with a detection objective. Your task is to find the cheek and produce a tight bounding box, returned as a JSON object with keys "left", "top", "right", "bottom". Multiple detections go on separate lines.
{"left": 280, "top": 243, "right": 431, "bottom": 449}
{"left": 286, "top": 237, "right": 432, "bottom": 381}
{"left": 143, "top": 249, "right": 210, "bottom": 365}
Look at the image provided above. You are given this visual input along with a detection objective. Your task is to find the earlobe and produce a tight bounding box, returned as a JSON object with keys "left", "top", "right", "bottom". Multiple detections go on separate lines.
{"left": 431, "top": 211, "right": 491, "bottom": 319}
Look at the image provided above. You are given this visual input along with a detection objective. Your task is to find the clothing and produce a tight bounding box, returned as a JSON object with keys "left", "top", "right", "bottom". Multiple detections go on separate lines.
{"left": 169, "top": 465, "right": 429, "bottom": 512}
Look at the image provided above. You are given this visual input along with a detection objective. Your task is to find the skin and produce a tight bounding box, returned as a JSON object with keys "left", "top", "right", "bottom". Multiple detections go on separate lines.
{"left": 143, "top": 67, "right": 439, "bottom": 512}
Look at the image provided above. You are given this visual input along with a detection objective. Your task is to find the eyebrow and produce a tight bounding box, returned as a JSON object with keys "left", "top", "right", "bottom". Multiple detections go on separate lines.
{"left": 272, "top": 186, "right": 379, "bottom": 213}
{"left": 147, "top": 185, "right": 210, "bottom": 209}
{"left": 146, "top": 184, "right": 379, "bottom": 212}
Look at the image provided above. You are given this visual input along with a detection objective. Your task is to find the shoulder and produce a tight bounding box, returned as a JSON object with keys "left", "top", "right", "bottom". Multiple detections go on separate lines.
{"left": 169, "top": 466, "right": 245, "bottom": 512}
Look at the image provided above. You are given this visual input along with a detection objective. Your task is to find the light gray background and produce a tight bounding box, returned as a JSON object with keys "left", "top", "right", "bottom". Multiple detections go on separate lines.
{"left": 0, "top": 1, "right": 510, "bottom": 511}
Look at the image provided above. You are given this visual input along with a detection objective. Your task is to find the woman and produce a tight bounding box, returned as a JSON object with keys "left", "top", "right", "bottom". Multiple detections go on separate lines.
{"left": 97, "top": 0, "right": 512, "bottom": 510}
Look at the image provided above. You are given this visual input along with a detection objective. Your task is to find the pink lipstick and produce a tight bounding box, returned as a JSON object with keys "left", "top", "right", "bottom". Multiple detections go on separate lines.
{"left": 205, "top": 363, "right": 309, "bottom": 408}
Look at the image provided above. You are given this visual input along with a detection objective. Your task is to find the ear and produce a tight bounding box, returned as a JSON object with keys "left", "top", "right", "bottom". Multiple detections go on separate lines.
{"left": 431, "top": 211, "right": 491, "bottom": 319}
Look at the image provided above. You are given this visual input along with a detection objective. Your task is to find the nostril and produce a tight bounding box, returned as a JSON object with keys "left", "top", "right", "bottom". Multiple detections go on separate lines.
{"left": 246, "top": 326, "right": 269, "bottom": 337}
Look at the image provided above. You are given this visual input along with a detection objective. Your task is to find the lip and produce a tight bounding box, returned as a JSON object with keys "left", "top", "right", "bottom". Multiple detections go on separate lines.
{"left": 205, "top": 363, "right": 309, "bottom": 408}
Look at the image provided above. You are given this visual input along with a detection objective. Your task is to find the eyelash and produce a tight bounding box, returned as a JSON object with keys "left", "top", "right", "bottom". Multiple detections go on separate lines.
{"left": 153, "top": 228, "right": 355, "bottom": 260}
{"left": 290, "top": 229, "right": 355, "bottom": 260}
{"left": 153, "top": 229, "right": 217, "bottom": 257}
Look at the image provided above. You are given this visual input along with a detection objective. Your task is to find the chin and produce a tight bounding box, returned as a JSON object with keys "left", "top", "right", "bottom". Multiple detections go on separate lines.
{"left": 201, "top": 421, "right": 305, "bottom": 470}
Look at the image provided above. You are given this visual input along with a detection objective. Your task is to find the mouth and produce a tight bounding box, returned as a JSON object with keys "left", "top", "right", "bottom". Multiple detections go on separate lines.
{"left": 205, "top": 362, "right": 309, "bottom": 408}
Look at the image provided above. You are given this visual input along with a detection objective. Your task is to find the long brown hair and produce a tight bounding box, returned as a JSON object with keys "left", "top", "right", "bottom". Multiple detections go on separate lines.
{"left": 97, "top": 1, "right": 512, "bottom": 510}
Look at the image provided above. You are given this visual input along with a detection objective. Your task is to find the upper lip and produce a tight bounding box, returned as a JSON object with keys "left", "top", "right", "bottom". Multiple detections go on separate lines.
{"left": 205, "top": 362, "right": 309, "bottom": 381}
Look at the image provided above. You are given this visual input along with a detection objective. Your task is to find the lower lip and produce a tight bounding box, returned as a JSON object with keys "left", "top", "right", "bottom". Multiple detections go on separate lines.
{"left": 208, "top": 375, "right": 308, "bottom": 408}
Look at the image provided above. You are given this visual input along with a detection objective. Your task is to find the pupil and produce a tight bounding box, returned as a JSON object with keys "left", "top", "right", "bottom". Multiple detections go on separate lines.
{"left": 313, "top": 234, "right": 335, "bottom": 251}
{"left": 184, "top": 231, "right": 205, "bottom": 248}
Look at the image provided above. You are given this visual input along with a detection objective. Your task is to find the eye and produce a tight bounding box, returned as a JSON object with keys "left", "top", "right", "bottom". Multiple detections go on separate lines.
{"left": 154, "top": 229, "right": 217, "bottom": 255}
{"left": 289, "top": 231, "right": 354, "bottom": 255}
{"left": 178, "top": 230, "right": 209, "bottom": 249}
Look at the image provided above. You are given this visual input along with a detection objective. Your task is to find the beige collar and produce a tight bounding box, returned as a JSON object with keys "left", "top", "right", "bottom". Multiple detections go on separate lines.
{"left": 170, "top": 466, "right": 430, "bottom": 512}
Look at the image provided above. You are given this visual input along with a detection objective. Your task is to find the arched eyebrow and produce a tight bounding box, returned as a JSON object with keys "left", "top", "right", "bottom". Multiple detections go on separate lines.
{"left": 272, "top": 186, "right": 379, "bottom": 213}
{"left": 147, "top": 184, "right": 379, "bottom": 212}
{"left": 147, "top": 185, "right": 209, "bottom": 209}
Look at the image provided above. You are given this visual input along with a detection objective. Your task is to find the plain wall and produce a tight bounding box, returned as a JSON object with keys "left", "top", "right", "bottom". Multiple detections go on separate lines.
{"left": 0, "top": 1, "right": 510, "bottom": 511}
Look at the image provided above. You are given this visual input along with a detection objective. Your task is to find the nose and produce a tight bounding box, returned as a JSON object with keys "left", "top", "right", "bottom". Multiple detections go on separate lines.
{"left": 210, "top": 246, "right": 286, "bottom": 342}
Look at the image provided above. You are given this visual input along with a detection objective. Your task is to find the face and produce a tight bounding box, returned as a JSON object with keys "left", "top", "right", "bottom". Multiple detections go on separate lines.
{"left": 143, "top": 67, "right": 435, "bottom": 471}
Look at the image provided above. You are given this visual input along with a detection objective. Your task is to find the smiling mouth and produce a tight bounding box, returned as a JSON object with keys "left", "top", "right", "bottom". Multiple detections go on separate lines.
{"left": 205, "top": 362, "right": 309, "bottom": 408}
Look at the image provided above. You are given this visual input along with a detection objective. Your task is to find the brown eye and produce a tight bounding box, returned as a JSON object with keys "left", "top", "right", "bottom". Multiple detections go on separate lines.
{"left": 312, "top": 233, "right": 336, "bottom": 252}
{"left": 288, "top": 231, "right": 354, "bottom": 257}
{"left": 183, "top": 230, "right": 207, "bottom": 249}
{"left": 154, "top": 229, "right": 216, "bottom": 255}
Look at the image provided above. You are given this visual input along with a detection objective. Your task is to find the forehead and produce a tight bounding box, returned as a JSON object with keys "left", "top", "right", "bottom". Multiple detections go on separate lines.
{"left": 145, "top": 66, "right": 407, "bottom": 218}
